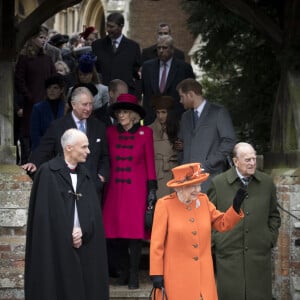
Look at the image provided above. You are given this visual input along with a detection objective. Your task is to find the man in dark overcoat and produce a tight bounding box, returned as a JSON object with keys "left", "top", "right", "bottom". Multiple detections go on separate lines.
{"left": 24, "top": 128, "right": 109, "bottom": 300}
{"left": 207, "top": 142, "right": 281, "bottom": 300}
{"left": 141, "top": 35, "right": 195, "bottom": 125}
{"left": 92, "top": 12, "right": 141, "bottom": 96}
{"left": 22, "top": 84, "right": 109, "bottom": 201}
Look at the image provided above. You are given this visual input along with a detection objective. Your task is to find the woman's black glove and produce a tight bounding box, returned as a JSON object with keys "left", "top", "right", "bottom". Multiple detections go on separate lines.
{"left": 151, "top": 275, "right": 164, "bottom": 289}
{"left": 147, "top": 180, "right": 158, "bottom": 206}
{"left": 233, "top": 188, "right": 248, "bottom": 213}
{"left": 147, "top": 189, "right": 157, "bottom": 207}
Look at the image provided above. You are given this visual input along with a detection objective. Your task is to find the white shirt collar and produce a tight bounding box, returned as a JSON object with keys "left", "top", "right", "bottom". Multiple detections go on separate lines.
{"left": 72, "top": 112, "right": 86, "bottom": 125}
{"left": 112, "top": 34, "right": 123, "bottom": 46}
{"left": 160, "top": 58, "right": 172, "bottom": 68}
{"left": 194, "top": 99, "right": 206, "bottom": 117}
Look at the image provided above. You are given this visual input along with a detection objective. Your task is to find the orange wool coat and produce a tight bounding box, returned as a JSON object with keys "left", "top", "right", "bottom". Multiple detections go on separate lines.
{"left": 150, "top": 192, "right": 244, "bottom": 300}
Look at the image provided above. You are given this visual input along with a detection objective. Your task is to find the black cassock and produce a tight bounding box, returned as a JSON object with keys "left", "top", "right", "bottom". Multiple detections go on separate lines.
{"left": 25, "top": 156, "right": 109, "bottom": 300}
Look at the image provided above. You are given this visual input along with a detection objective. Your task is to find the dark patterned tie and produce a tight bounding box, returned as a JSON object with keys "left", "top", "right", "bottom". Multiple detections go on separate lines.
{"left": 242, "top": 177, "right": 250, "bottom": 186}
{"left": 159, "top": 63, "right": 167, "bottom": 93}
{"left": 112, "top": 40, "right": 117, "bottom": 53}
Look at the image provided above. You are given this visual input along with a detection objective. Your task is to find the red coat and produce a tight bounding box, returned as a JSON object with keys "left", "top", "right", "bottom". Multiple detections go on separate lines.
{"left": 103, "top": 124, "right": 156, "bottom": 239}
{"left": 150, "top": 192, "right": 244, "bottom": 300}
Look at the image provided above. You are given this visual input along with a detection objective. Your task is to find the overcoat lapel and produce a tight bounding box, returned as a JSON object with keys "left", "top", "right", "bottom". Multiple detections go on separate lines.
{"left": 151, "top": 60, "right": 160, "bottom": 93}
{"left": 165, "top": 59, "right": 178, "bottom": 91}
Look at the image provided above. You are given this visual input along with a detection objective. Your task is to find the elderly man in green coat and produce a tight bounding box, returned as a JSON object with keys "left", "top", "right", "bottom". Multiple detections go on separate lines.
{"left": 207, "top": 142, "right": 281, "bottom": 300}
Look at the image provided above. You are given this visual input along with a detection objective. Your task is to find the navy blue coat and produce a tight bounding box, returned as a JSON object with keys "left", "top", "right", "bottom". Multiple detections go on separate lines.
{"left": 30, "top": 99, "right": 65, "bottom": 150}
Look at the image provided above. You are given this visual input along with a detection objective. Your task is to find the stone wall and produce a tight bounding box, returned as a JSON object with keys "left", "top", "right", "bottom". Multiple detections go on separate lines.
{"left": 0, "top": 165, "right": 299, "bottom": 299}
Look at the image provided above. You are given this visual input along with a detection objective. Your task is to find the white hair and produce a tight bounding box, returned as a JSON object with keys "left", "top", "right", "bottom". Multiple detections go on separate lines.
{"left": 61, "top": 128, "right": 86, "bottom": 149}
{"left": 233, "top": 142, "right": 256, "bottom": 158}
{"left": 71, "top": 87, "right": 93, "bottom": 104}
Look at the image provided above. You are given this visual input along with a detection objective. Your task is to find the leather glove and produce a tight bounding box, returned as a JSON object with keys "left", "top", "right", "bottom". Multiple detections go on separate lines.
{"left": 151, "top": 275, "right": 164, "bottom": 289}
{"left": 233, "top": 188, "right": 248, "bottom": 213}
{"left": 147, "top": 189, "right": 157, "bottom": 207}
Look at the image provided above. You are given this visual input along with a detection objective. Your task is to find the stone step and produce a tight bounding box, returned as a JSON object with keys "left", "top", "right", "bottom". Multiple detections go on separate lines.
{"left": 109, "top": 283, "right": 152, "bottom": 299}
{"left": 109, "top": 270, "right": 152, "bottom": 300}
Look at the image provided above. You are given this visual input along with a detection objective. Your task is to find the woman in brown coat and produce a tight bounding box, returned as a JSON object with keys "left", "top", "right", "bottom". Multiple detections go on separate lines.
{"left": 149, "top": 163, "right": 246, "bottom": 300}
{"left": 148, "top": 95, "right": 180, "bottom": 198}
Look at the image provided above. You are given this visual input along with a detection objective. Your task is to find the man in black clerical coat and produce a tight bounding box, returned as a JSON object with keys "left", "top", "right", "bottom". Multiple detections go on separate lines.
{"left": 24, "top": 129, "right": 109, "bottom": 300}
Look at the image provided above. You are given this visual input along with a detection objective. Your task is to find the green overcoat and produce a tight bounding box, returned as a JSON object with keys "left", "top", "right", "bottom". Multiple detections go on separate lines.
{"left": 207, "top": 167, "right": 281, "bottom": 300}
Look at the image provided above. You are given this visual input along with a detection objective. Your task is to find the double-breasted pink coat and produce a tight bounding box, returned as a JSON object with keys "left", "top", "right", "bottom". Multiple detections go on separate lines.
{"left": 150, "top": 192, "right": 243, "bottom": 300}
{"left": 103, "top": 124, "right": 156, "bottom": 239}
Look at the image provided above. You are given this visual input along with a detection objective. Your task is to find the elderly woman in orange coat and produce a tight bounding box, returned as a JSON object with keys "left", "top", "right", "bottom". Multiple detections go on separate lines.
{"left": 149, "top": 163, "right": 247, "bottom": 300}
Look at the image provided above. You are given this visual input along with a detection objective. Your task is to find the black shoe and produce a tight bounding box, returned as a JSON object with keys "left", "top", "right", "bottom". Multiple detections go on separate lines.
{"left": 128, "top": 272, "right": 139, "bottom": 289}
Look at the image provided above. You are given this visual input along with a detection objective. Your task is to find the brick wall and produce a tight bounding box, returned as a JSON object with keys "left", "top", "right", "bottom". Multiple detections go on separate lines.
{"left": 128, "top": 0, "right": 195, "bottom": 61}
{"left": 0, "top": 165, "right": 31, "bottom": 300}
{"left": 273, "top": 169, "right": 300, "bottom": 299}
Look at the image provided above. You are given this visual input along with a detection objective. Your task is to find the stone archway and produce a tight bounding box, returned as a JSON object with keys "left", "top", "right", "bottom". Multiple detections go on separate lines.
{"left": 79, "top": 0, "right": 106, "bottom": 36}
{"left": 52, "top": 0, "right": 106, "bottom": 36}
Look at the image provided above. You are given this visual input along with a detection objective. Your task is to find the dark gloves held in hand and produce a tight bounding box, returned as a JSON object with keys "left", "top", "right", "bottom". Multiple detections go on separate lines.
{"left": 147, "top": 189, "right": 157, "bottom": 207}
{"left": 151, "top": 275, "right": 164, "bottom": 289}
{"left": 233, "top": 188, "right": 248, "bottom": 213}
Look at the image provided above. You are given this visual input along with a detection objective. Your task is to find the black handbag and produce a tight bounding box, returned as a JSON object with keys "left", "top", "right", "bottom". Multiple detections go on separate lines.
{"left": 148, "top": 287, "right": 168, "bottom": 300}
{"left": 145, "top": 202, "right": 155, "bottom": 232}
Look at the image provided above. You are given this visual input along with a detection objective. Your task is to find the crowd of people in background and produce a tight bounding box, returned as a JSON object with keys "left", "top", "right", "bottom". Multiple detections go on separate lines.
{"left": 17, "top": 11, "right": 281, "bottom": 300}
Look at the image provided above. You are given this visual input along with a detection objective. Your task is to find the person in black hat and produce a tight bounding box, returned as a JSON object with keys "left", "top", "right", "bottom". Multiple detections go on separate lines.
{"left": 22, "top": 85, "right": 110, "bottom": 204}
{"left": 49, "top": 33, "right": 78, "bottom": 73}
{"left": 102, "top": 93, "right": 157, "bottom": 289}
{"left": 30, "top": 74, "right": 66, "bottom": 150}
{"left": 49, "top": 33, "right": 69, "bottom": 48}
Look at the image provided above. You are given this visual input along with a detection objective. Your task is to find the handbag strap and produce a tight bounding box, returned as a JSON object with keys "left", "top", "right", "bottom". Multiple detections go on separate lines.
{"left": 149, "top": 287, "right": 169, "bottom": 300}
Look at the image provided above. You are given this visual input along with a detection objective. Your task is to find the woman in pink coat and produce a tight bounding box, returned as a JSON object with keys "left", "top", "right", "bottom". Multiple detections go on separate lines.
{"left": 150, "top": 163, "right": 246, "bottom": 300}
{"left": 103, "top": 93, "right": 157, "bottom": 289}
